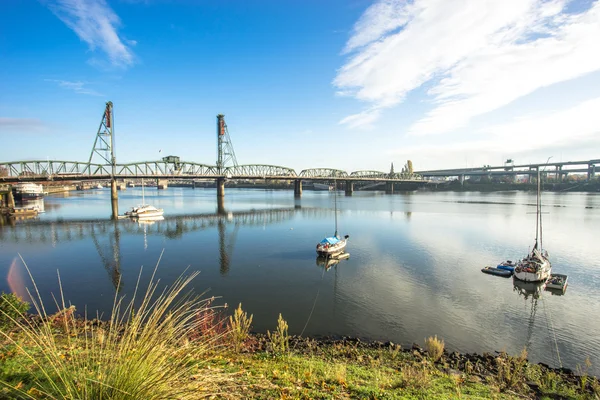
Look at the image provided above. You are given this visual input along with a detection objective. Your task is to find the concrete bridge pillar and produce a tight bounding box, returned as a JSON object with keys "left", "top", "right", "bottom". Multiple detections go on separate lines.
{"left": 110, "top": 179, "right": 118, "bottom": 219}
{"left": 216, "top": 177, "right": 225, "bottom": 198}
{"left": 385, "top": 181, "right": 394, "bottom": 194}
{"left": 3, "top": 189, "right": 16, "bottom": 209}
{"left": 217, "top": 196, "right": 226, "bottom": 215}
{"left": 555, "top": 165, "right": 562, "bottom": 182}
{"left": 459, "top": 174, "right": 465, "bottom": 186}
{"left": 589, "top": 164, "right": 596, "bottom": 181}
{"left": 294, "top": 180, "right": 302, "bottom": 198}
{"left": 345, "top": 180, "right": 353, "bottom": 196}
{"left": 157, "top": 179, "right": 168, "bottom": 190}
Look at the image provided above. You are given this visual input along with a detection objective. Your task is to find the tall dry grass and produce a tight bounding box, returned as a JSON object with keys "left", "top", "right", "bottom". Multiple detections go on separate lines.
{"left": 0, "top": 252, "right": 225, "bottom": 399}
{"left": 424, "top": 335, "right": 445, "bottom": 362}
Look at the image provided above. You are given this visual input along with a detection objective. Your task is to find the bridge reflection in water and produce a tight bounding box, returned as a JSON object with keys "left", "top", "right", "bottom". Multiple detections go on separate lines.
{"left": 0, "top": 206, "right": 330, "bottom": 289}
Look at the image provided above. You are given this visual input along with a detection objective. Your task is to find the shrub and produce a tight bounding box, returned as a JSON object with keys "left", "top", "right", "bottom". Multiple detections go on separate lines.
{"left": 0, "top": 292, "right": 29, "bottom": 331}
{"left": 267, "top": 313, "right": 289, "bottom": 354}
{"left": 575, "top": 357, "right": 592, "bottom": 393}
{"left": 0, "top": 256, "right": 223, "bottom": 400}
{"left": 495, "top": 348, "right": 528, "bottom": 391}
{"left": 228, "top": 303, "right": 253, "bottom": 352}
{"left": 424, "top": 335, "right": 444, "bottom": 362}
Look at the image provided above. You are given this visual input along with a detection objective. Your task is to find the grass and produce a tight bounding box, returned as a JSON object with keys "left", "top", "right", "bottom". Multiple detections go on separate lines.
{"left": 1, "top": 256, "right": 598, "bottom": 399}
{"left": 267, "top": 313, "right": 289, "bottom": 354}
{"left": 0, "top": 292, "right": 29, "bottom": 331}
{"left": 0, "top": 253, "right": 226, "bottom": 399}
{"left": 228, "top": 303, "right": 253, "bottom": 353}
{"left": 425, "top": 335, "right": 445, "bottom": 362}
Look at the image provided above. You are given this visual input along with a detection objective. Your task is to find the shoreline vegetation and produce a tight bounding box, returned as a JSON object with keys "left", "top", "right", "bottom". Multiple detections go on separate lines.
{"left": 2, "top": 294, "right": 599, "bottom": 399}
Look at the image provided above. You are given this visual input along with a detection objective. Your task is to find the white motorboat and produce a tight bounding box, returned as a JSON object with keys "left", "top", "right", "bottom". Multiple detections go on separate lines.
{"left": 126, "top": 204, "right": 164, "bottom": 219}
{"left": 125, "top": 179, "right": 164, "bottom": 219}
{"left": 514, "top": 168, "right": 551, "bottom": 282}
{"left": 316, "top": 176, "right": 349, "bottom": 257}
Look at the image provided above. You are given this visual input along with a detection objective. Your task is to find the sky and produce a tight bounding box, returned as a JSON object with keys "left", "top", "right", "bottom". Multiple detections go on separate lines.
{"left": 1, "top": 0, "right": 599, "bottom": 173}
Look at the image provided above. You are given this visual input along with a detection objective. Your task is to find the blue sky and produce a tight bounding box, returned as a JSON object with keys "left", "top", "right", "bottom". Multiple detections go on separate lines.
{"left": 1, "top": 0, "right": 599, "bottom": 172}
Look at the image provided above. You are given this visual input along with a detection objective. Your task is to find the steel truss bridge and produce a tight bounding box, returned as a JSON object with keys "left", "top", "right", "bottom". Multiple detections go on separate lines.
{"left": 0, "top": 160, "right": 423, "bottom": 183}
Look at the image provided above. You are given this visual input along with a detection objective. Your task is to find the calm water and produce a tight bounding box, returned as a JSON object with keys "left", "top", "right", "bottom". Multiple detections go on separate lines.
{"left": 1, "top": 188, "right": 599, "bottom": 374}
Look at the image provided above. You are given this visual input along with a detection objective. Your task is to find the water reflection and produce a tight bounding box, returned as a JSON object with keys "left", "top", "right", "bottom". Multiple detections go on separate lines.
{"left": 90, "top": 221, "right": 122, "bottom": 291}
{"left": 316, "top": 253, "right": 350, "bottom": 271}
{"left": 1, "top": 189, "right": 599, "bottom": 375}
{"left": 22, "top": 198, "right": 45, "bottom": 213}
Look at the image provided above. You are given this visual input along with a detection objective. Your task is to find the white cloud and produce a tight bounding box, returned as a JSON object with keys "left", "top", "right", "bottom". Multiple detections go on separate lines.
{"left": 335, "top": 0, "right": 600, "bottom": 132}
{"left": 388, "top": 97, "right": 600, "bottom": 168}
{"left": 48, "top": 0, "right": 135, "bottom": 68}
{"left": 45, "top": 79, "right": 103, "bottom": 96}
{"left": 0, "top": 118, "right": 47, "bottom": 133}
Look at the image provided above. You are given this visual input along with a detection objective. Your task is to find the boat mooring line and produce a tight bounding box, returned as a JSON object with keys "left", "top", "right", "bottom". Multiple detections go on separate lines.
{"left": 297, "top": 266, "right": 327, "bottom": 342}
{"left": 542, "top": 296, "right": 563, "bottom": 368}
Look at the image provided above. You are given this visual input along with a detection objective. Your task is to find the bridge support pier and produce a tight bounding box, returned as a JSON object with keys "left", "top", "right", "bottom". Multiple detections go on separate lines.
{"left": 294, "top": 180, "right": 302, "bottom": 198}
{"left": 217, "top": 196, "right": 226, "bottom": 215}
{"left": 110, "top": 179, "right": 118, "bottom": 219}
{"left": 588, "top": 164, "right": 596, "bottom": 181}
{"left": 345, "top": 180, "right": 353, "bottom": 196}
{"left": 2, "top": 189, "right": 16, "bottom": 209}
{"left": 459, "top": 174, "right": 465, "bottom": 186}
{"left": 385, "top": 182, "right": 394, "bottom": 194}
{"left": 157, "top": 179, "right": 168, "bottom": 190}
{"left": 217, "top": 178, "right": 225, "bottom": 198}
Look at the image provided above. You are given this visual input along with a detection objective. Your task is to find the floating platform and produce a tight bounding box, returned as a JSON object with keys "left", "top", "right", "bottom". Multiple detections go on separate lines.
{"left": 546, "top": 274, "right": 568, "bottom": 291}
{"left": 481, "top": 266, "right": 513, "bottom": 277}
{"left": 9, "top": 207, "right": 38, "bottom": 217}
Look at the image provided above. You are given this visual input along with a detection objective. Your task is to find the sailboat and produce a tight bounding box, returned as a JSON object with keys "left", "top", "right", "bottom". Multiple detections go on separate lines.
{"left": 316, "top": 178, "right": 349, "bottom": 257}
{"left": 514, "top": 169, "right": 551, "bottom": 282}
{"left": 125, "top": 179, "right": 164, "bottom": 219}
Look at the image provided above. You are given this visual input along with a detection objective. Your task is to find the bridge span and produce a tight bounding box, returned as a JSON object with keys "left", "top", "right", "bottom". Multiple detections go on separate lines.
{"left": 0, "top": 102, "right": 426, "bottom": 218}
{"left": 416, "top": 158, "right": 598, "bottom": 184}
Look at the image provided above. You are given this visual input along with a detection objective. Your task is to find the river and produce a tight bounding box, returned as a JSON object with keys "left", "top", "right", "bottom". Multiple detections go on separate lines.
{"left": 1, "top": 187, "right": 599, "bottom": 375}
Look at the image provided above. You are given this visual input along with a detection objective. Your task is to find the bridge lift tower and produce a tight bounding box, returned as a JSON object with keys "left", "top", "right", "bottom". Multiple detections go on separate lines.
{"left": 216, "top": 114, "right": 238, "bottom": 197}
{"left": 86, "top": 101, "right": 118, "bottom": 218}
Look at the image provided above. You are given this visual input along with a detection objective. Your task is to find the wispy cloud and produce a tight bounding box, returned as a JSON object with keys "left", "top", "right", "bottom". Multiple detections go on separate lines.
{"left": 388, "top": 97, "right": 600, "bottom": 168}
{"left": 0, "top": 118, "right": 48, "bottom": 133}
{"left": 47, "top": 0, "right": 136, "bottom": 68}
{"left": 45, "top": 79, "right": 103, "bottom": 96}
{"left": 335, "top": 0, "right": 600, "bottom": 132}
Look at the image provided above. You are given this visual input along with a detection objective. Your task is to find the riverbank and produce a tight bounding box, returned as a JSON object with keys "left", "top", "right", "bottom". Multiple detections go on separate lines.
{"left": 1, "top": 314, "right": 598, "bottom": 399}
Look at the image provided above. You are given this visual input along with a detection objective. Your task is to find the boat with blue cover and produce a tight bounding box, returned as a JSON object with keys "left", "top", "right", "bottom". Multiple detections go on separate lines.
{"left": 316, "top": 235, "right": 348, "bottom": 257}
{"left": 316, "top": 175, "right": 349, "bottom": 257}
{"left": 497, "top": 260, "right": 517, "bottom": 272}
{"left": 481, "top": 266, "right": 513, "bottom": 277}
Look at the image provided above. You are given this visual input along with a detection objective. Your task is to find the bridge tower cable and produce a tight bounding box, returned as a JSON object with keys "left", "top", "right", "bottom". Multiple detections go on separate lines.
{"left": 216, "top": 114, "right": 238, "bottom": 174}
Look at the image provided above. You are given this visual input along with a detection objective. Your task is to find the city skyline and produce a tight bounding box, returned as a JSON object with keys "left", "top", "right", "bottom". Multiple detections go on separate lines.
{"left": 1, "top": 0, "right": 599, "bottom": 171}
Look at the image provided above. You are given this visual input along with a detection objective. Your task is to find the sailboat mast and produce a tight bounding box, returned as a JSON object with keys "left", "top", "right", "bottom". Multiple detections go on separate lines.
{"left": 539, "top": 169, "right": 543, "bottom": 250}
{"left": 142, "top": 178, "right": 145, "bottom": 205}
{"left": 334, "top": 177, "right": 338, "bottom": 237}
{"left": 535, "top": 168, "right": 540, "bottom": 249}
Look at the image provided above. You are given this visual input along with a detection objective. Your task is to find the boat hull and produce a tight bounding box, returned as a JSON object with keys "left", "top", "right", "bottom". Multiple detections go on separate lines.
{"left": 133, "top": 210, "right": 164, "bottom": 219}
{"left": 481, "top": 267, "right": 512, "bottom": 277}
{"left": 513, "top": 267, "right": 551, "bottom": 282}
{"left": 316, "top": 240, "right": 347, "bottom": 257}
